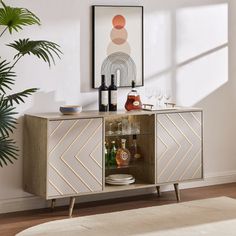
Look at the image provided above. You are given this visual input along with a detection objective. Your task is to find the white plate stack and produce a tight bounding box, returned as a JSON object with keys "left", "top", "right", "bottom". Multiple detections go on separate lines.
{"left": 105, "top": 174, "right": 135, "bottom": 185}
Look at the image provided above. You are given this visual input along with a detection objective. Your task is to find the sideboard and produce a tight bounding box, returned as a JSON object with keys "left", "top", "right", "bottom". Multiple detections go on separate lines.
{"left": 23, "top": 108, "right": 203, "bottom": 216}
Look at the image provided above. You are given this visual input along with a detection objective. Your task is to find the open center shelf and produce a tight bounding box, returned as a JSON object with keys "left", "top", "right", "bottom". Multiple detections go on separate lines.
{"left": 104, "top": 114, "right": 156, "bottom": 189}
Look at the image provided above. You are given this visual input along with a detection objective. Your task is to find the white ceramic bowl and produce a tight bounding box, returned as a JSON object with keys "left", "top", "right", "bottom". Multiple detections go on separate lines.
{"left": 60, "top": 105, "right": 82, "bottom": 115}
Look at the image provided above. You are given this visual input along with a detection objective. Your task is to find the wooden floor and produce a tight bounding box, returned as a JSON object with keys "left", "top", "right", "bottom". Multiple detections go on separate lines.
{"left": 1, "top": 183, "right": 236, "bottom": 236}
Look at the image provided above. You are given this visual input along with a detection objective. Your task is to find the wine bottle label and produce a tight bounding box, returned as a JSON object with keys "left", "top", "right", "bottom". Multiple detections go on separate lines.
{"left": 121, "top": 152, "right": 129, "bottom": 161}
{"left": 101, "top": 91, "right": 108, "bottom": 106}
{"left": 134, "top": 153, "right": 141, "bottom": 159}
{"left": 133, "top": 101, "right": 140, "bottom": 106}
{"left": 111, "top": 90, "right": 117, "bottom": 105}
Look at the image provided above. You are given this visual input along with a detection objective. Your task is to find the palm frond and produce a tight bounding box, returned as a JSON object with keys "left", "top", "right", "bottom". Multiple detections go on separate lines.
{"left": 0, "top": 136, "right": 18, "bottom": 167}
{"left": 8, "top": 39, "right": 62, "bottom": 67}
{"left": 0, "top": 1, "right": 40, "bottom": 34}
{"left": 5, "top": 88, "right": 38, "bottom": 106}
{"left": 0, "top": 95, "right": 17, "bottom": 136}
{"left": 0, "top": 60, "right": 15, "bottom": 93}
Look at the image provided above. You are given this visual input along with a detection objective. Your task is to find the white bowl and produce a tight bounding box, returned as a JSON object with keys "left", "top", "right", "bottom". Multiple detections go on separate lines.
{"left": 60, "top": 105, "right": 82, "bottom": 115}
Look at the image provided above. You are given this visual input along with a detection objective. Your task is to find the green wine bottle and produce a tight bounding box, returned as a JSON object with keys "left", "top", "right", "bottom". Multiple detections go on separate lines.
{"left": 109, "top": 141, "right": 117, "bottom": 167}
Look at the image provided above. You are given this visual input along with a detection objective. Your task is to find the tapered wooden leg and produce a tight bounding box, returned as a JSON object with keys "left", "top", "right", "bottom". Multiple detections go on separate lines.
{"left": 174, "top": 183, "right": 180, "bottom": 202}
{"left": 156, "top": 186, "right": 161, "bottom": 197}
{"left": 69, "top": 197, "right": 76, "bottom": 217}
{"left": 51, "top": 199, "right": 56, "bottom": 210}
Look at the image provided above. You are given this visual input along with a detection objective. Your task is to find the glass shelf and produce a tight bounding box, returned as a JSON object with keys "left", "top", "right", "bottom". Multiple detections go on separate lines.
{"left": 106, "top": 163, "right": 136, "bottom": 170}
{"left": 105, "top": 132, "right": 153, "bottom": 137}
{"left": 105, "top": 160, "right": 146, "bottom": 171}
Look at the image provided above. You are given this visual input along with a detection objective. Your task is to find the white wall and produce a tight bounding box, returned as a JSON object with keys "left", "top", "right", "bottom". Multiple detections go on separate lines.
{"left": 1, "top": 0, "right": 236, "bottom": 213}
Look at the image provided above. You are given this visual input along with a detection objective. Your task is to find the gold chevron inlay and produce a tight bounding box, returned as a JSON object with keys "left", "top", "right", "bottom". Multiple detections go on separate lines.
{"left": 47, "top": 119, "right": 104, "bottom": 197}
{"left": 90, "top": 140, "right": 103, "bottom": 168}
{"left": 157, "top": 135, "right": 168, "bottom": 162}
{"left": 49, "top": 163, "right": 78, "bottom": 193}
{"left": 165, "top": 114, "right": 193, "bottom": 182}
{"left": 76, "top": 158, "right": 102, "bottom": 186}
{"left": 60, "top": 119, "right": 92, "bottom": 160}
{"left": 179, "top": 149, "right": 201, "bottom": 180}
{"left": 58, "top": 119, "right": 95, "bottom": 192}
{"left": 60, "top": 119, "right": 102, "bottom": 192}
{"left": 49, "top": 121, "right": 63, "bottom": 137}
{"left": 179, "top": 113, "right": 201, "bottom": 140}
{"left": 48, "top": 180, "right": 63, "bottom": 195}
{"left": 49, "top": 120, "right": 79, "bottom": 155}
{"left": 192, "top": 164, "right": 202, "bottom": 179}
{"left": 75, "top": 122, "right": 102, "bottom": 157}
{"left": 158, "top": 117, "right": 181, "bottom": 178}
{"left": 74, "top": 121, "right": 103, "bottom": 186}
{"left": 191, "top": 112, "right": 201, "bottom": 125}
{"left": 60, "top": 158, "right": 93, "bottom": 191}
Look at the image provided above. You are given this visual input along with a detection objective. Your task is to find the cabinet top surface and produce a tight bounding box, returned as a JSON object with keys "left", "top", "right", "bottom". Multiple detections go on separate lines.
{"left": 25, "top": 107, "right": 202, "bottom": 120}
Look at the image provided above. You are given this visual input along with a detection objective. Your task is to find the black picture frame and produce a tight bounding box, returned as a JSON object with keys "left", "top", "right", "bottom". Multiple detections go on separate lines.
{"left": 92, "top": 5, "right": 144, "bottom": 88}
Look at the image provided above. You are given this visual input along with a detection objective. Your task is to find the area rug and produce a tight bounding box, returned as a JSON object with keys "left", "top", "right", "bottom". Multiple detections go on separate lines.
{"left": 17, "top": 197, "right": 236, "bottom": 236}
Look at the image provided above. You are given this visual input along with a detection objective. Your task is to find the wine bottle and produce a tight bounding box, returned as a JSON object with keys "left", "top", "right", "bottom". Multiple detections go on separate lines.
{"left": 125, "top": 80, "right": 142, "bottom": 111}
{"left": 109, "top": 74, "right": 117, "bottom": 111}
{"left": 105, "top": 141, "right": 109, "bottom": 168}
{"left": 116, "top": 139, "right": 131, "bottom": 167}
{"left": 99, "top": 75, "right": 108, "bottom": 112}
{"left": 130, "top": 135, "right": 141, "bottom": 162}
{"left": 109, "top": 141, "right": 117, "bottom": 167}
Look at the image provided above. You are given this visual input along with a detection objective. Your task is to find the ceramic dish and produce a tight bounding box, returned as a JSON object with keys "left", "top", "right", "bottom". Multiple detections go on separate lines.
{"left": 106, "top": 174, "right": 134, "bottom": 181}
{"left": 105, "top": 178, "right": 135, "bottom": 185}
{"left": 60, "top": 106, "right": 82, "bottom": 115}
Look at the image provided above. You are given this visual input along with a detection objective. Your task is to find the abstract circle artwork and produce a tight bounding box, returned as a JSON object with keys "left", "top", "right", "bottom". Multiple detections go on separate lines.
{"left": 101, "top": 52, "right": 137, "bottom": 87}
{"left": 110, "top": 28, "right": 128, "bottom": 45}
{"left": 93, "top": 6, "right": 143, "bottom": 88}
{"left": 112, "top": 15, "right": 126, "bottom": 29}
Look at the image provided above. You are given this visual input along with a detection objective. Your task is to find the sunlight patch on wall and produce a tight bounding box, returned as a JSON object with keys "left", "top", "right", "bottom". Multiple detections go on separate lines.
{"left": 176, "top": 47, "right": 228, "bottom": 106}
{"left": 176, "top": 3, "right": 228, "bottom": 63}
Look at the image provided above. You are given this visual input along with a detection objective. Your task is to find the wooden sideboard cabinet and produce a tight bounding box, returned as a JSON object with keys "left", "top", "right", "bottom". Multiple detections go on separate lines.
{"left": 23, "top": 108, "right": 203, "bottom": 216}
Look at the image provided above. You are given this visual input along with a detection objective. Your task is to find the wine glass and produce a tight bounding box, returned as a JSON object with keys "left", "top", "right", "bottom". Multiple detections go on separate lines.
{"left": 122, "top": 118, "right": 131, "bottom": 135}
{"left": 106, "top": 122, "right": 114, "bottom": 135}
{"left": 164, "top": 89, "right": 171, "bottom": 107}
{"left": 145, "top": 87, "right": 154, "bottom": 104}
{"left": 116, "top": 122, "right": 122, "bottom": 135}
{"left": 155, "top": 88, "right": 163, "bottom": 108}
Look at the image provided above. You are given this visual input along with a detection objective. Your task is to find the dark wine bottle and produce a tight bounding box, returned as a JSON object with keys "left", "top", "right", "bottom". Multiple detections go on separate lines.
{"left": 109, "top": 74, "right": 117, "bottom": 111}
{"left": 99, "top": 75, "right": 108, "bottom": 112}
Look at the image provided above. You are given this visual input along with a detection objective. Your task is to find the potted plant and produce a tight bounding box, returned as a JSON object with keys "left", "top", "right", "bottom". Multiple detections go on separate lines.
{"left": 0, "top": 0, "right": 62, "bottom": 167}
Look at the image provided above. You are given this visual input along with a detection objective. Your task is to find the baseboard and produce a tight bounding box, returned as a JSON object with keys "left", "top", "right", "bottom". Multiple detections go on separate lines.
{"left": 1, "top": 171, "right": 236, "bottom": 214}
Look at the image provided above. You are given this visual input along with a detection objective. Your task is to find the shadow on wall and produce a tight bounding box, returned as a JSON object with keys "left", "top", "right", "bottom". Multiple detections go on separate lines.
{"left": 82, "top": 0, "right": 229, "bottom": 106}
{"left": 25, "top": 0, "right": 230, "bottom": 104}
{"left": 144, "top": 0, "right": 233, "bottom": 173}
{"left": 13, "top": 91, "right": 65, "bottom": 157}
{"left": 143, "top": 0, "right": 229, "bottom": 107}
{"left": 70, "top": 0, "right": 229, "bottom": 109}
{"left": 16, "top": 0, "right": 230, "bottom": 118}
{"left": 22, "top": 0, "right": 93, "bottom": 93}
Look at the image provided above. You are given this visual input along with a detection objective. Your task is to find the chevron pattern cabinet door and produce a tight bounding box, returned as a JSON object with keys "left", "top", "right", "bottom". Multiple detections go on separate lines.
{"left": 47, "top": 118, "right": 103, "bottom": 198}
{"left": 156, "top": 112, "right": 202, "bottom": 184}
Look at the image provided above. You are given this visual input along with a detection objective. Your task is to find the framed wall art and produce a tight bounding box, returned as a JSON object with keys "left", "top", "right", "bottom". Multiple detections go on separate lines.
{"left": 92, "top": 5, "right": 144, "bottom": 88}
